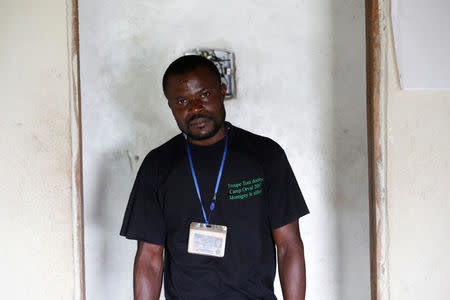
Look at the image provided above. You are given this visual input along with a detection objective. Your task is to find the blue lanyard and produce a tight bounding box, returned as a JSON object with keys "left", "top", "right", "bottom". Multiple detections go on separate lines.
{"left": 186, "top": 133, "right": 228, "bottom": 226}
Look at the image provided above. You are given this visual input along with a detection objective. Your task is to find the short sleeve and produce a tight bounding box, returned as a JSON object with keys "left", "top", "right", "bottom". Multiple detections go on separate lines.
{"left": 120, "top": 153, "right": 166, "bottom": 245}
{"left": 265, "top": 145, "right": 309, "bottom": 230}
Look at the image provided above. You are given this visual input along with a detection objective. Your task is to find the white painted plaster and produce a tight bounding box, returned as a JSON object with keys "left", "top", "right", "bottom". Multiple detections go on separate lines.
{"left": 0, "top": 0, "right": 75, "bottom": 299}
{"left": 79, "top": 1, "right": 369, "bottom": 299}
{"left": 386, "top": 12, "right": 450, "bottom": 300}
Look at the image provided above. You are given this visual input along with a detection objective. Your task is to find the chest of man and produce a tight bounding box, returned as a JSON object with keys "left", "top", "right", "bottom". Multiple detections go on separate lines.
{"left": 158, "top": 146, "right": 269, "bottom": 251}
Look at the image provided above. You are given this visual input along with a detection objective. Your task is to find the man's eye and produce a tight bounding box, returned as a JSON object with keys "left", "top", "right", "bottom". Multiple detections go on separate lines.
{"left": 177, "top": 99, "right": 188, "bottom": 104}
{"left": 200, "top": 92, "right": 210, "bottom": 98}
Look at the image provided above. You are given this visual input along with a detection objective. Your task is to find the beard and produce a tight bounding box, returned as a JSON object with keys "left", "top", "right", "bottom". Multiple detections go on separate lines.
{"left": 179, "top": 110, "right": 226, "bottom": 141}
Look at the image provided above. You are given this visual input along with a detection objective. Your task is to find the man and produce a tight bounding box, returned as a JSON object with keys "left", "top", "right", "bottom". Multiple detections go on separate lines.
{"left": 120, "top": 55, "right": 309, "bottom": 300}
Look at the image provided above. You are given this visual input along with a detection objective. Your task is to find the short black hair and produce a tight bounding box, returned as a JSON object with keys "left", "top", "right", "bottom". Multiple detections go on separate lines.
{"left": 162, "top": 55, "right": 222, "bottom": 95}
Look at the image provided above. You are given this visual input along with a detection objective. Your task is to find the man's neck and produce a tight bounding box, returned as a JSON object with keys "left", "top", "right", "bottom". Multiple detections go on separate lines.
{"left": 188, "top": 125, "right": 226, "bottom": 146}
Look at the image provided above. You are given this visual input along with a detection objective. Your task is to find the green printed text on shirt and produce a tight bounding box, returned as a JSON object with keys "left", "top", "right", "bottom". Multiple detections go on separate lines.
{"left": 227, "top": 177, "right": 264, "bottom": 200}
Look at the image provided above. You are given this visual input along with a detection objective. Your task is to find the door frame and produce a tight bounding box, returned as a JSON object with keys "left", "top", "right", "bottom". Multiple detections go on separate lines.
{"left": 67, "top": 0, "right": 85, "bottom": 299}
{"left": 365, "top": 0, "right": 389, "bottom": 299}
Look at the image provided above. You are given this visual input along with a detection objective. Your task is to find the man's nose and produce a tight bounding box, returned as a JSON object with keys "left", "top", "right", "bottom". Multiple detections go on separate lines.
{"left": 188, "top": 98, "right": 204, "bottom": 112}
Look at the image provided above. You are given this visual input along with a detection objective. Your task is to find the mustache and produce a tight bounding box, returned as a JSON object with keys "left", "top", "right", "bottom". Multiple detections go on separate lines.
{"left": 188, "top": 114, "right": 214, "bottom": 123}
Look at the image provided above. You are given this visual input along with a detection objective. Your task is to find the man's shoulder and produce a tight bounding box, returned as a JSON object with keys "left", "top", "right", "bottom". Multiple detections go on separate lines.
{"left": 152, "top": 133, "right": 184, "bottom": 154}
{"left": 141, "top": 133, "right": 184, "bottom": 166}
{"left": 231, "top": 125, "right": 285, "bottom": 155}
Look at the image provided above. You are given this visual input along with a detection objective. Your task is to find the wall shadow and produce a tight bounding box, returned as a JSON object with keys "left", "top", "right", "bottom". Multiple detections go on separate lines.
{"left": 330, "top": 1, "right": 371, "bottom": 299}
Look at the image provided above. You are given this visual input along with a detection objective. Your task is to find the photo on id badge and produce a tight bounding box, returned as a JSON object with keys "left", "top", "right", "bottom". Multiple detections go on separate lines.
{"left": 188, "top": 222, "right": 227, "bottom": 257}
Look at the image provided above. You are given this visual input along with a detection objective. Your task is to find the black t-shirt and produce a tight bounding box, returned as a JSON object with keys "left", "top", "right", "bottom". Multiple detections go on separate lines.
{"left": 120, "top": 124, "right": 309, "bottom": 300}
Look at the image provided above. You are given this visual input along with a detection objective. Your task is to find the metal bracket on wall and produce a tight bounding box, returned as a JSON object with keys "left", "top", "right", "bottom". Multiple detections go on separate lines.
{"left": 184, "top": 49, "right": 236, "bottom": 99}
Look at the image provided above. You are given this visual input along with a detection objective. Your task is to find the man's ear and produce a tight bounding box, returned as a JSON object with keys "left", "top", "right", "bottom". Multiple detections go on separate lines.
{"left": 165, "top": 91, "right": 172, "bottom": 108}
{"left": 220, "top": 83, "right": 227, "bottom": 97}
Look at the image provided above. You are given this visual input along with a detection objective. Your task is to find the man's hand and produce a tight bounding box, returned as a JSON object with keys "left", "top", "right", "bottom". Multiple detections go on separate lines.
{"left": 134, "top": 241, "right": 164, "bottom": 300}
{"left": 272, "top": 220, "right": 306, "bottom": 300}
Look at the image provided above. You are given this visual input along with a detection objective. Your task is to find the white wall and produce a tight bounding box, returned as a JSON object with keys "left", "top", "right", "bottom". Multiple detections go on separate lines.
{"left": 386, "top": 14, "right": 450, "bottom": 300}
{"left": 0, "top": 1, "right": 75, "bottom": 299}
{"left": 79, "top": 1, "right": 369, "bottom": 299}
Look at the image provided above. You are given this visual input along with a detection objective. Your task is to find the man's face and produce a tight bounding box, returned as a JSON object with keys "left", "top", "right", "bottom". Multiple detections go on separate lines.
{"left": 165, "top": 66, "right": 227, "bottom": 141}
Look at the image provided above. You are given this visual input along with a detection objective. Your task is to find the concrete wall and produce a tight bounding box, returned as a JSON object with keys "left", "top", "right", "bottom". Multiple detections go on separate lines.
{"left": 386, "top": 13, "right": 450, "bottom": 300}
{"left": 79, "top": 1, "right": 370, "bottom": 299}
{"left": 0, "top": 1, "right": 76, "bottom": 299}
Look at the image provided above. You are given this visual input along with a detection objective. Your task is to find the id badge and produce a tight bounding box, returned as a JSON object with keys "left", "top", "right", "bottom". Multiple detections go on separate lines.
{"left": 188, "top": 222, "right": 227, "bottom": 257}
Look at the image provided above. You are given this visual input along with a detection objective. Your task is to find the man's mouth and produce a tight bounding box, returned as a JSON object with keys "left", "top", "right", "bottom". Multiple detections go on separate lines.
{"left": 189, "top": 116, "right": 212, "bottom": 128}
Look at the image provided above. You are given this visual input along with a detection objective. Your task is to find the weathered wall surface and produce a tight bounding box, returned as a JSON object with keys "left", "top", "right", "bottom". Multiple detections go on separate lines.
{"left": 0, "top": 0, "right": 75, "bottom": 299}
{"left": 79, "top": 1, "right": 369, "bottom": 299}
{"left": 386, "top": 14, "right": 450, "bottom": 300}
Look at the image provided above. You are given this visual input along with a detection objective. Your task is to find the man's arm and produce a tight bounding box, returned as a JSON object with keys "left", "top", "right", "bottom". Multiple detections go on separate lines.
{"left": 272, "top": 220, "right": 306, "bottom": 300}
{"left": 133, "top": 241, "right": 164, "bottom": 300}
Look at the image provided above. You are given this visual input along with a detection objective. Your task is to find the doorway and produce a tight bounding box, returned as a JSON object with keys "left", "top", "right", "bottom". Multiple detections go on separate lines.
{"left": 77, "top": 1, "right": 371, "bottom": 299}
